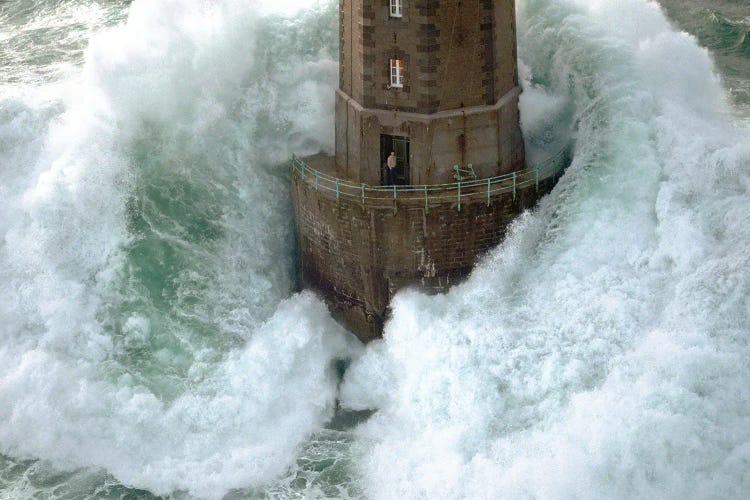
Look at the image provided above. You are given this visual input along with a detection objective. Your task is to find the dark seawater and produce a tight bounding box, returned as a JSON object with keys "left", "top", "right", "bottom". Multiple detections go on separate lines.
{"left": 0, "top": 0, "right": 130, "bottom": 84}
{"left": 659, "top": 0, "right": 750, "bottom": 115}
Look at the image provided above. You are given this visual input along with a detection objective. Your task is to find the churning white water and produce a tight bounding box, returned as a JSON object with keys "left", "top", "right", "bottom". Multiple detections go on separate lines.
{"left": 340, "top": 0, "right": 750, "bottom": 498}
{"left": 1, "top": 0, "right": 358, "bottom": 497}
{"left": 0, "top": 0, "right": 748, "bottom": 498}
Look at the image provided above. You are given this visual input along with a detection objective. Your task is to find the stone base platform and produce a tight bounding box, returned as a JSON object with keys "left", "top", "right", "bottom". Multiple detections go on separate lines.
{"left": 291, "top": 154, "right": 559, "bottom": 342}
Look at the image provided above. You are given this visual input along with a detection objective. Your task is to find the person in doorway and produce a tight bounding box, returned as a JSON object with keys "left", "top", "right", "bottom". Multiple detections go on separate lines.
{"left": 387, "top": 151, "right": 398, "bottom": 186}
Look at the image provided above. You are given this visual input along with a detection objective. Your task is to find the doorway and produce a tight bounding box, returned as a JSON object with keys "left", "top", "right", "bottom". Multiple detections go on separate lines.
{"left": 380, "top": 134, "right": 410, "bottom": 185}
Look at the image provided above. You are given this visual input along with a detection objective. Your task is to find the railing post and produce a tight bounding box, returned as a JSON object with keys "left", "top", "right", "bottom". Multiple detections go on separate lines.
{"left": 486, "top": 178, "right": 491, "bottom": 207}
{"left": 457, "top": 181, "right": 462, "bottom": 212}
{"left": 424, "top": 185, "right": 429, "bottom": 214}
{"left": 535, "top": 166, "right": 539, "bottom": 192}
{"left": 315, "top": 170, "right": 319, "bottom": 191}
{"left": 361, "top": 183, "right": 365, "bottom": 209}
{"left": 392, "top": 184, "right": 397, "bottom": 215}
{"left": 336, "top": 179, "right": 340, "bottom": 203}
{"left": 512, "top": 172, "right": 517, "bottom": 200}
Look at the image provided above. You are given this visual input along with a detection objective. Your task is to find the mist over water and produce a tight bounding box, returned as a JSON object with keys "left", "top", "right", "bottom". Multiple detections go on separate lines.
{"left": 1, "top": 0, "right": 749, "bottom": 499}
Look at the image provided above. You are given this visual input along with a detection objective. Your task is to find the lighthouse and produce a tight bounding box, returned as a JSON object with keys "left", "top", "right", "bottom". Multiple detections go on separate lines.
{"left": 291, "top": 0, "right": 560, "bottom": 342}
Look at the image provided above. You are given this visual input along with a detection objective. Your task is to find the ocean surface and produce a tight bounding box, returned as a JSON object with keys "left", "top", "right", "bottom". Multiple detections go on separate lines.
{"left": 0, "top": 0, "right": 748, "bottom": 498}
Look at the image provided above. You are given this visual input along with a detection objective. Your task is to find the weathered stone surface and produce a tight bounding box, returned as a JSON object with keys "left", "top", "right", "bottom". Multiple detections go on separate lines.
{"left": 335, "top": 0, "right": 525, "bottom": 186}
{"left": 291, "top": 163, "right": 556, "bottom": 341}
{"left": 296, "top": 0, "right": 533, "bottom": 342}
{"left": 334, "top": 87, "right": 525, "bottom": 186}
{"left": 339, "top": 0, "right": 519, "bottom": 113}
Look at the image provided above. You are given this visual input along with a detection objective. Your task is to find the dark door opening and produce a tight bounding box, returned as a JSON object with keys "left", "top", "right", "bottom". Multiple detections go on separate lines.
{"left": 380, "top": 134, "right": 410, "bottom": 185}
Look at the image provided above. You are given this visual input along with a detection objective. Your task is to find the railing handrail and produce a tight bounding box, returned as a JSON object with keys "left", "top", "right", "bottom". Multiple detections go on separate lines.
{"left": 291, "top": 146, "right": 569, "bottom": 205}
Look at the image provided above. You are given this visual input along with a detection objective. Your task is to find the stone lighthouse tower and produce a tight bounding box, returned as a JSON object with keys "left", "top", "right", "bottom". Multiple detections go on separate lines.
{"left": 291, "top": 0, "right": 560, "bottom": 342}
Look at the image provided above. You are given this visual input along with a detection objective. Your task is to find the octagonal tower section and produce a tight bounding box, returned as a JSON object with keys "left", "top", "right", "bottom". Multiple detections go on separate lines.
{"left": 291, "top": 0, "right": 559, "bottom": 342}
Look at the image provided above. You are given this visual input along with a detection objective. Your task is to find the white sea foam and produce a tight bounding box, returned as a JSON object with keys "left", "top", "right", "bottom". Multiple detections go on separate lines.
{"left": 2, "top": 0, "right": 749, "bottom": 497}
{"left": 0, "top": 0, "right": 354, "bottom": 498}
{"left": 341, "top": 0, "right": 750, "bottom": 498}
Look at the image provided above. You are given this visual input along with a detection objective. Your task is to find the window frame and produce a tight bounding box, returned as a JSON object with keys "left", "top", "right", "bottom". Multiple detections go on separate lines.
{"left": 390, "top": 0, "right": 403, "bottom": 18}
{"left": 390, "top": 58, "right": 404, "bottom": 88}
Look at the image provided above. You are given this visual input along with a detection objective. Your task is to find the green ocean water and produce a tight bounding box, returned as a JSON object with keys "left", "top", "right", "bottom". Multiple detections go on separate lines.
{"left": 659, "top": 0, "right": 750, "bottom": 117}
{"left": 1, "top": 0, "right": 749, "bottom": 498}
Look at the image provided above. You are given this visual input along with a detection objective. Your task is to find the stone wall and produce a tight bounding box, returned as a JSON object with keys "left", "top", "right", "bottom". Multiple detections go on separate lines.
{"left": 335, "top": 0, "right": 525, "bottom": 186}
{"left": 291, "top": 167, "right": 555, "bottom": 342}
{"left": 334, "top": 86, "right": 525, "bottom": 185}
{"left": 321, "top": 0, "right": 529, "bottom": 341}
{"left": 339, "top": 0, "right": 519, "bottom": 113}
{"left": 339, "top": 0, "right": 363, "bottom": 99}
{"left": 494, "top": 0, "right": 520, "bottom": 96}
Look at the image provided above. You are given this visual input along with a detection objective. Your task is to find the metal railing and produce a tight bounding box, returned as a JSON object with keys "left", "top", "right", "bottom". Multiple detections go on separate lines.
{"left": 291, "top": 146, "right": 569, "bottom": 212}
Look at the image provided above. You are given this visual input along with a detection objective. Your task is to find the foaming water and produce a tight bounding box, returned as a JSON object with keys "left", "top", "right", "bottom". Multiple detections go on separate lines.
{"left": 0, "top": 0, "right": 129, "bottom": 87}
{"left": 658, "top": 0, "right": 750, "bottom": 121}
{"left": 1, "top": 0, "right": 749, "bottom": 498}
{"left": 0, "top": 0, "right": 360, "bottom": 498}
{"left": 341, "top": 0, "right": 750, "bottom": 498}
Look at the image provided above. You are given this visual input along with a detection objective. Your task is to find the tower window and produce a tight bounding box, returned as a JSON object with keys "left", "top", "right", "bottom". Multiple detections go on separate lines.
{"left": 390, "top": 0, "right": 403, "bottom": 18}
{"left": 390, "top": 59, "right": 404, "bottom": 88}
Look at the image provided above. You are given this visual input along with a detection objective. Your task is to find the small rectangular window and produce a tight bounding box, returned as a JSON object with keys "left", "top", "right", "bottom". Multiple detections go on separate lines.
{"left": 390, "top": 0, "right": 403, "bottom": 18}
{"left": 390, "top": 59, "right": 403, "bottom": 88}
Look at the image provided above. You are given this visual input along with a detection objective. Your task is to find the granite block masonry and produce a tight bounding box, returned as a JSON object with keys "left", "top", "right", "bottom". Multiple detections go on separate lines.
{"left": 292, "top": 0, "right": 555, "bottom": 342}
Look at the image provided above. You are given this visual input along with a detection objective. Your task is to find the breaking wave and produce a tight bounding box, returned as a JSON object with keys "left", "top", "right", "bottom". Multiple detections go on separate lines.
{"left": 1, "top": 0, "right": 748, "bottom": 498}
{"left": 340, "top": 0, "right": 750, "bottom": 498}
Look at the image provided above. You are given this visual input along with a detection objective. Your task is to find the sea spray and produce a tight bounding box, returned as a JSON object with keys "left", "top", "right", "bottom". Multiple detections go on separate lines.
{"left": 340, "top": 0, "right": 750, "bottom": 498}
{"left": 0, "top": 1, "right": 360, "bottom": 498}
{"left": 1, "top": 0, "right": 749, "bottom": 498}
